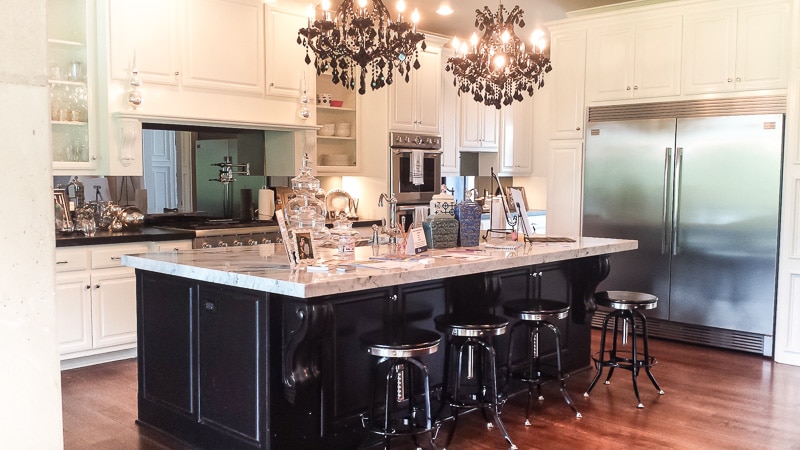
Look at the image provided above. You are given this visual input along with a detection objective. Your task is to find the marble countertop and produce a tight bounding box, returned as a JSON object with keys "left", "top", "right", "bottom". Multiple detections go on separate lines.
{"left": 123, "top": 237, "right": 636, "bottom": 299}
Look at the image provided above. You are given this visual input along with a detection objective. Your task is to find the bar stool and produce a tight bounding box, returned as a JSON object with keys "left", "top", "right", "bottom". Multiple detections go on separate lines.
{"left": 434, "top": 312, "right": 516, "bottom": 450}
{"left": 584, "top": 291, "right": 665, "bottom": 408}
{"left": 504, "top": 298, "right": 581, "bottom": 425}
{"left": 360, "top": 327, "right": 441, "bottom": 449}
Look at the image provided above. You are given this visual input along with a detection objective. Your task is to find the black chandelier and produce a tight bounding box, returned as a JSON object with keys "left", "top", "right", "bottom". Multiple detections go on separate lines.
{"left": 446, "top": 3, "right": 552, "bottom": 109}
{"left": 297, "top": 0, "right": 426, "bottom": 94}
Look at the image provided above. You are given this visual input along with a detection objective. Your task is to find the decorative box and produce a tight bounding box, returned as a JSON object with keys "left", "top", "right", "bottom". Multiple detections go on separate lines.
{"left": 455, "top": 198, "right": 482, "bottom": 247}
{"left": 422, "top": 215, "right": 459, "bottom": 249}
{"left": 429, "top": 187, "right": 456, "bottom": 218}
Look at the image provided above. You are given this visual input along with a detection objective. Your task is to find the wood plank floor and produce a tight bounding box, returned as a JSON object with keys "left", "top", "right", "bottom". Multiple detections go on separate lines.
{"left": 61, "top": 331, "right": 800, "bottom": 449}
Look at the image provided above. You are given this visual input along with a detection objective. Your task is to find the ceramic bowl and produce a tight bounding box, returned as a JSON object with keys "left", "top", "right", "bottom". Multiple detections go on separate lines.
{"left": 318, "top": 123, "right": 335, "bottom": 136}
{"left": 334, "top": 122, "right": 351, "bottom": 137}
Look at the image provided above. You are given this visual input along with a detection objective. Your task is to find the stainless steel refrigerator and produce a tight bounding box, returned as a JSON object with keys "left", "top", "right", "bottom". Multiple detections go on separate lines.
{"left": 583, "top": 107, "right": 783, "bottom": 355}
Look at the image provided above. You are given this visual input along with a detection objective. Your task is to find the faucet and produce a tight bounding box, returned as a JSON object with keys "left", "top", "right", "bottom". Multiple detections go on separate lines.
{"left": 378, "top": 193, "right": 401, "bottom": 245}
{"left": 209, "top": 156, "right": 250, "bottom": 184}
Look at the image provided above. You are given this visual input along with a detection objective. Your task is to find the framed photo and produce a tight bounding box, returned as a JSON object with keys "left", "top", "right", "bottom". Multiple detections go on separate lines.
{"left": 505, "top": 186, "right": 528, "bottom": 213}
{"left": 54, "top": 188, "right": 72, "bottom": 231}
{"left": 293, "top": 230, "right": 315, "bottom": 261}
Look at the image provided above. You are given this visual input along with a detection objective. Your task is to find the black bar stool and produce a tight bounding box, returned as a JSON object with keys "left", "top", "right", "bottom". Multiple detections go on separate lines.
{"left": 360, "top": 327, "right": 441, "bottom": 449}
{"left": 584, "top": 291, "right": 665, "bottom": 408}
{"left": 434, "top": 312, "right": 516, "bottom": 450}
{"left": 504, "top": 298, "right": 581, "bottom": 425}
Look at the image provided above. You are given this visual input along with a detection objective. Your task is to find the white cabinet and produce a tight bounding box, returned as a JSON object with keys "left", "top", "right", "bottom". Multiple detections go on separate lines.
{"left": 549, "top": 28, "right": 586, "bottom": 140}
{"left": 152, "top": 240, "right": 193, "bottom": 252}
{"left": 499, "top": 100, "right": 534, "bottom": 176}
{"left": 389, "top": 45, "right": 442, "bottom": 134}
{"left": 265, "top": 3, "right": 314, "bottom": 98}
{"left": 440, "top": 47, "right": 460, "bottom": 176}
{"left": 586, "top": 16, "right": 682, "bottom": 102}
{"left": 55, "top": 243, "right": 149, "bottom": 361}
{"left": 547, "top": 140, "right": 583, "bottom": 239}
{"left": 683, "top": 2, "right": 790, "bottom": 94}
{"left": 48, "top": 0, "right": 99, "bottom": 174}
{"left": 459, "top": 99, "right": 499, "bottom": 151}
{"left": 108, "top": 0, "right": 265, "bottom": 93}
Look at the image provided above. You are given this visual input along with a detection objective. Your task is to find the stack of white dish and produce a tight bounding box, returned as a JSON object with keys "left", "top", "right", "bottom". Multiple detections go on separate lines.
{"left": 334, "top": 122, "right": 351, "bottom": 137}
{"left": 318, "top": 123, "right": 335, "bottom": 136}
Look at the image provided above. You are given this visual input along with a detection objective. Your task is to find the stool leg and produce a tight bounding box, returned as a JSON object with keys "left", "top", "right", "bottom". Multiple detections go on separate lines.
{"left": 523, "top": 324, "right": 536, "bottom": 426}
{"left": 434, "top": 335, "right": 453, "bottom": 423}
{"left": 441, "top": 339, "right": 467, "bottom": 450}
{"left": 605, "top": 312, "right": 623, "bottom": 384}
{"left": 629, "top": 312, "right": 646, "bottom": 408}
{"left": 406, "top": 357, "right": 437, "bottom": 450}
{"left": 476, "top": 338, "right": 517, "bottom": 450}
{"left": 545, "top": 321, "right": 581, "bottom": 418}
{"left": 585, "top": 310, "right": 614, "bottom": 396}
{"left": 636, "top": 309, "right": 665, "bottom": 396}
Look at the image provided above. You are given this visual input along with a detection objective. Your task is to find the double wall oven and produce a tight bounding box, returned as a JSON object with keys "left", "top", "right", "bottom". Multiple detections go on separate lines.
{"left": 390, "top": 132, "right": 442, "bottom": 228}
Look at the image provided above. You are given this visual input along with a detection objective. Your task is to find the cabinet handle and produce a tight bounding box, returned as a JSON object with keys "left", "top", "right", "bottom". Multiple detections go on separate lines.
{"left": 85, "top": 285, "right": 91, "bottom": 290}
{"left": 736, "top": 77, "right": 741, "bottom": 82}
{"left": 727, "top": 78, "right": 733, "bottom": 83}
{"left": 626, "top": 86, "right": 631, "bottom": 91}
{"left": 94, "top": 284, "right": 100, "bottom": 289}
{"left": 56, "top": 260, "right": 68, "bottom": 265}
{"left": 204, "top": 300, "right": 218, "bottom": 314}
{"left": 175, "top": 71, "right": 180, "bottom": 76}
{"left": 633, "top": 85, "right": 639, "bottom": 90}
{"left": 576, "top": 127, "right": 581, "bottom": 131}
{"left": 389, "top": 294, "right": 398, "bottom": 302}
{"left": 110, "top": 256, "right": 122, "bottom": 261}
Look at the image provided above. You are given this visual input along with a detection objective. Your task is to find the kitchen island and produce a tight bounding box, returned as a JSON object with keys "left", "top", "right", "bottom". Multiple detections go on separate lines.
{"left": 123, "top": 237, "right": 635, "bottom": 449}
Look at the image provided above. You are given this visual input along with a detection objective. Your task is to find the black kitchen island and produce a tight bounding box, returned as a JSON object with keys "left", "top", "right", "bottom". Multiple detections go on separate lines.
{"left": 124, "top": 238, "right": 635, "bottom": 449}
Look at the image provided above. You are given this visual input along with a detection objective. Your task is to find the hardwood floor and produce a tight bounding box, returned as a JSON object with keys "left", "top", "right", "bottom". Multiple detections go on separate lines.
{"left": 62, "top": 331, "right": 800, "bottom": 449}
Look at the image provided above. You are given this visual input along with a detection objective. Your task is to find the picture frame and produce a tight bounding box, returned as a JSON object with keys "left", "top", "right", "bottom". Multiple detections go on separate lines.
{"left": 293, "top": 230, "right": 315, "bottom": 261}
{"left": 54, "top": 188, "right": 72, "bottom": 231}
{"left": 505, "top": 186, "right": 528, "bottom": 213}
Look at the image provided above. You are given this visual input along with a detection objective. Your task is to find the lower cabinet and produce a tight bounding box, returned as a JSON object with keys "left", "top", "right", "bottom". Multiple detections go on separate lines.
{"left": 55, "top": 240, "right": 192, "bottom": 365}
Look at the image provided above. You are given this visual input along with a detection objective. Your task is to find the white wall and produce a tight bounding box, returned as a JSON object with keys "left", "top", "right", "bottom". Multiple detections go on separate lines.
{"left": 0, "top": 0, "right": 64, "bottom": 447}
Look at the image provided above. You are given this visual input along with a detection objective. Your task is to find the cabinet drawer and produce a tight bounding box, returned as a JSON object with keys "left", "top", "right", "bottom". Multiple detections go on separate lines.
{"left": 55, "top": 249, "right": 89, "bottom": 273}
{"left": 91, "top": 244, "right": 150, "bottom": 269}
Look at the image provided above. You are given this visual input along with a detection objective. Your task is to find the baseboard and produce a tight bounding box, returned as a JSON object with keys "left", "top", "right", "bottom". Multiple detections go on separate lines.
{"left": 60, "top": 347, "right": 138, "bottom": 370}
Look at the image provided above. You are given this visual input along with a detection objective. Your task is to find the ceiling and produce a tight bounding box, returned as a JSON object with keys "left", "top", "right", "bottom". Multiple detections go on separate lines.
{"left": 407, "top": 0, "right": 675, "bottom": 40}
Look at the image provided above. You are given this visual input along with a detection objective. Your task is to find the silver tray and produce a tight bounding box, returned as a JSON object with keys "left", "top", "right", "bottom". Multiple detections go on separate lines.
{"left": 325, "top": 189, "right": 352, "bottom": 220}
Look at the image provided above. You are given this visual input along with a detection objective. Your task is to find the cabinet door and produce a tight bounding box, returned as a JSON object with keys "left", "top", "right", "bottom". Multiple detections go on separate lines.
{"left": 549, "top": 28, "right": 586, "bottom": 140}
{"left": 683, "top": 8, "right": 737, "bottom": 94}
{"left": 389, "top": 74, "right": 418, "bottom": 132}
{"left": 414, "top": 46, "right": 442, "bottom": 134}
{"left": 499, "top": 102, "right": 531, "bottom": 175}
{"left": 265, "top": 3, "right": 313, "bottom": 97}
{"left": 182, "top": 0, "right": 265, "bottom": 94}
{"left": 634, "top": 16, "right": 682, "bottom": 98}
{"left": 547, "top": 140, "right": 583, "bottom": 239}
{"left": 586, "top": 25, "right": 635, "bottom": 101}
{"left": 199, "top": 286, "right": 266, "bottom": 445}
{"left": 55, "top": 272, "right": 93, "bottom": 355}
{"left": 108, "top": 0, "right": 181, "bottom": 85}
{"left": 91, "top": 268, "right": 138, "bottom": 349}
{"left": 459, "top": 100, "right": 498, "bottom": 150}
{"left": 734, "top": 2, "right": 790, "bottom": 91}
{"left": 440, "top": 48, "right": 459, "bottom": 176}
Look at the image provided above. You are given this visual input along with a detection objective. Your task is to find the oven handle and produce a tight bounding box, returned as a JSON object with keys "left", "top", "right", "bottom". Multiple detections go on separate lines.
{"left": 391, "top": 148, "right": 443, "bottom": 155}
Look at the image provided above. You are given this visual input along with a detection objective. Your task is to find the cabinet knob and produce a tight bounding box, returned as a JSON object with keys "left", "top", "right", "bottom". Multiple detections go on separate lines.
{"left": 633, "top": 85, "right": 639, "bottom": 90}
{"left": 727, "top": 78, "right": 733, "bottom": 83}
{"left": 736, "top": 77, "right": 741, "bottom": 82}
{"left": 94, "top": 284, "right": 100, "bottom": 289}
{"left": 175, "top": 71, "right": 180, "bottom": 76}
{"left": 626, "top": 86, "right": 631, "bottom": 91}
{"left": 576, "top": 127, "right": 581, "bottom": 131}
{"left": 85, "top": 285, "right": 91, "bottom": 290}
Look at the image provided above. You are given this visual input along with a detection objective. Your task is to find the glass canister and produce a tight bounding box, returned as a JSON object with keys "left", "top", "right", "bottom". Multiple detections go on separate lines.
{"left": 330, "top": 217, "right": 359, "bottom": 256}
{"left": 455, "top": 190, "right": 482, "bottom": 247}
{"left": 283, "top": 154, "right": 329, "bottom": 241}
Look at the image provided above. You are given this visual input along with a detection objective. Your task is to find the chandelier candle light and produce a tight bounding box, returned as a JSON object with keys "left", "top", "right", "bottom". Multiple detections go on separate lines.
{"left": 446, "top": 2, "right": 552, "bottom": 109}
{"left": 298, "top": 0, "right": 426, "bottom": 94}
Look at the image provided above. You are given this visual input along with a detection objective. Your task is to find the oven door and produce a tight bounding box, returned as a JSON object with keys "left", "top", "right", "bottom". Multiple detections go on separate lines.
{"left": 391, "top": 149, "right": 442, "bottom": 205}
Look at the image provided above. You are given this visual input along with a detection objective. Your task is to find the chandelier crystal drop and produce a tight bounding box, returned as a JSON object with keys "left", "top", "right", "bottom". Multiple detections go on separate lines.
{"left": 445, "top": 3, "right": 552, "bottom": 109}
{"left": 297, "top": 0, "right": 426, "bottom": 94}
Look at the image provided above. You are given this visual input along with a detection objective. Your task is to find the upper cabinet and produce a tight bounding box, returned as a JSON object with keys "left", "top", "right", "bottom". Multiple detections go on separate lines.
{"left": 498, "top": 99, "right": 534, "bottom": 176}
{"left": 315, "top": 75, "right": 359, "bottom": 174}
{"left": 682, "top": 1, "right": 790, "bottom": 94}
{"left": 548, "top": 28, "right": 587, "bottom": 140}
{"left": 48, "top": 0, "right": 99, "bottom": 175}
{"left": 586, "top": 16, "right": 682, "bottom": 102}
{"left": 109, "top": 0, "right": 264, "bottom": 94}
{"left": 388, "top": 44, "right": 442, "bottom": 134}
{"left": 440, "top": 47, "right": 460, "bottom": 176}
{"left": 459, "top": 99, "right": 499, "bottom": 151}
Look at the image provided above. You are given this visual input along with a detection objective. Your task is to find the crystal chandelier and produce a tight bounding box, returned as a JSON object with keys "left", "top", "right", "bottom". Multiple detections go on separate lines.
{"left": 446, "top": 3, "right": 552, "bottom": 109}
{"left": 297, "top": 0, "right": 426, "bottom": 94}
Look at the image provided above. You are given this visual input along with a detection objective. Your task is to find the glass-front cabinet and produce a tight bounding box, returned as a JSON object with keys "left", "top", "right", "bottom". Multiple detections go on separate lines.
{"left": 48, "top": 0, "right": 97, "bottom": 174}
{"left": 315, "top": 74, "right": 358, "bottom": 174}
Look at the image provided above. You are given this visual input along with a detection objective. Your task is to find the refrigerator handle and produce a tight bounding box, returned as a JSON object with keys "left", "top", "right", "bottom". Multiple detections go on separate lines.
{"left": 672, "top": 147, "right": 684, "bottom": 256}
{"left": 662, "top": 147, "right": 673, "bottom": 254}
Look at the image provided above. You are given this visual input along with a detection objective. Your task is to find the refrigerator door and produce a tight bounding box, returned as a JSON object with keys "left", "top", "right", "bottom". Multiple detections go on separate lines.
{"left": 583, "top": 118, "right": 677, "bottom": 320}
{"left": 670, "top": 115, "right": 783, "bottom": 335}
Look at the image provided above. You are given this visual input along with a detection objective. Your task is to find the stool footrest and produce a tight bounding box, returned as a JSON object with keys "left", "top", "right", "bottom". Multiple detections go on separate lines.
{"left": 592, "top": 351, "right": 658, "bottom": 371}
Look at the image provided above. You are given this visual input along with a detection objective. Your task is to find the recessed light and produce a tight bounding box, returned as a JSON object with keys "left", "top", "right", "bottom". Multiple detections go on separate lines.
{"left": 436, "top": 5, "right": 453, "bottom": 16}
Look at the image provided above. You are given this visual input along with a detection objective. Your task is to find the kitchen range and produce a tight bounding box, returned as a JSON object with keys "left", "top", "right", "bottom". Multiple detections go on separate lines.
{"left": 149, "top": 217, "right": 281, "bottom": 249}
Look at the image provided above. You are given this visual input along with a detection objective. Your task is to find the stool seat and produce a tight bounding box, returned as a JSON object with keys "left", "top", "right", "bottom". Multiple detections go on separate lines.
{"left": 596, "top": 291, "right": 657, "bottom": 310}
{"left": 361, "top": 328, "right": 441, "bottom": 358}
{"left": 434, "top": 313, "right": 508, "bottom": 337}
{"left": 504, "top": 299, "right": 570, "bottom": 321}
